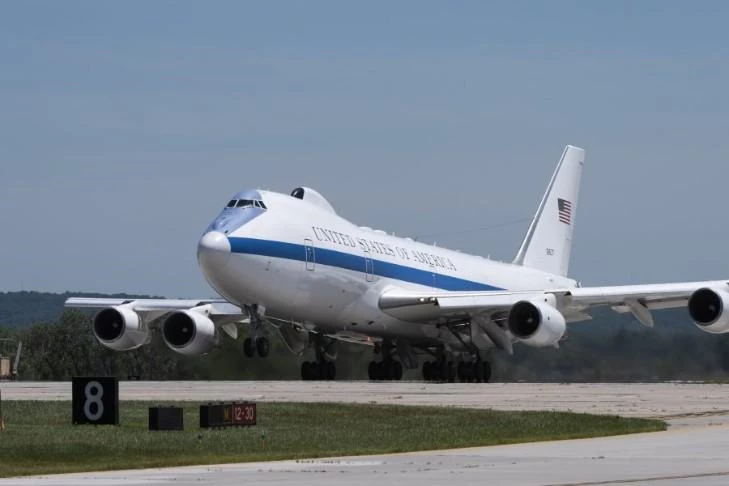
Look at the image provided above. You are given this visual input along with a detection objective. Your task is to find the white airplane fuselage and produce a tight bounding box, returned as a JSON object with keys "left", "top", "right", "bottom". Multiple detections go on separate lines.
{"left": 197, "top": 188, "right": 576, "bottom": 348}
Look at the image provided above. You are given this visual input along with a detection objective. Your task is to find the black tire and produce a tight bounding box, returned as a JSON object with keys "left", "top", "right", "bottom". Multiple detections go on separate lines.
{"left": 368, "top": 361, "right": 378, "bottom": 380}
{"left": 457, "top": 361, "right": 467, "bottom": 382}
{"left": 326, "top": 361, "right": 336, "bottom": 380}
{"left": 392, "top": 361, "right": 403, "bottom": 381}
{"left": 243, "top": 337, "right": 255, "bottom": 358}
{"left": 422, "top": 361, "right": 432, "bottom": 381}
{"left": 482, "top": 361, "right": 492, "bottom": 383}
{"left": 301, "top": 361, "right": 311, "bottom": 380}
{"left": 255, "top": 337, "right": 270, "bottom": 358}
{"left": 447, "top": 361, "right": 455, "bottom": 383}
{"left": 377, "top": 361, "right": 389, "bottom": 380}
{"left": 474, "top": 361, "right": 484, "bottom": 383}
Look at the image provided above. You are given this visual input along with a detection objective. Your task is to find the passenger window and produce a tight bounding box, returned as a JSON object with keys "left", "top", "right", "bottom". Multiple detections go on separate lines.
{"left": 236, "top": 199, "right": 254, "bottom": 208}
{"left": 226, "top": 200, "right": 237, "bottom": 208}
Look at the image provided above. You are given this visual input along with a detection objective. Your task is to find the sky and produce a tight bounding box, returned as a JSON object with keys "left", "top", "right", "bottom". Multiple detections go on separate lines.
{"left": 1, "top": 1, "right": 728, "bottom": 297}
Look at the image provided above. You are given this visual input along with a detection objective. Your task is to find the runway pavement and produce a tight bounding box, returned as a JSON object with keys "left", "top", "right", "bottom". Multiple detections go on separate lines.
{"left": 2, "top": 381, "right": 729, "bottom": 485}
{"left": 3, "top": 381, "right": 729, "bottom": 424}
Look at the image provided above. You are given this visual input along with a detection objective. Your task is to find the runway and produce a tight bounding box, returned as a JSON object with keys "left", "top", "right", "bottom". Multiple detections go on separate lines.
{"left": 3, "top": 381, "right": 729, "bottom": 424}
{"left": 2, "top": 382, "right": 729, "bottom": 485}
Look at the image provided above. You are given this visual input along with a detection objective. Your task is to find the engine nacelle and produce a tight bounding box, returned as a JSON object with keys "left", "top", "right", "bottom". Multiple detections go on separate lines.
{"left": 688, "top": 287, "right": 729, "bottom": 334}
{"left": 507, "top": 300, "right": 566, "bottom": 347}
{"left": 162, "top": 310, "right": 219, "bottom": 355}
{"left": 93, "top": 306, "right": 149, "bottom": 351}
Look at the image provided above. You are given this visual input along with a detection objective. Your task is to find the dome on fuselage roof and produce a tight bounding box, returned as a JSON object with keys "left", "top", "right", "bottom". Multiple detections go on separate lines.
{"left": 290, "top": 186, "right": 336, "bottom": 214}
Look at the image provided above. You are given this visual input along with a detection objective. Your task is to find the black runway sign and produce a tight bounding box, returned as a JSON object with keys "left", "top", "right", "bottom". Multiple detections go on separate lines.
{"left": 72, "top": 377, "right": 119, "bottom": 425}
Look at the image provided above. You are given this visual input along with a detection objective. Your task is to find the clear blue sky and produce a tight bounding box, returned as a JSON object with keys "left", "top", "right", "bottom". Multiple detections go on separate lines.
{"left": 1, "top": 1, "right": 728, "bottom": 297}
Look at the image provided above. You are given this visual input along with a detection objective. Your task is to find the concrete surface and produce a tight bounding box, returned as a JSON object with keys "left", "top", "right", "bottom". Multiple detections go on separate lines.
{"left": 2, "top": 381, "right": 729, "bottom": 485}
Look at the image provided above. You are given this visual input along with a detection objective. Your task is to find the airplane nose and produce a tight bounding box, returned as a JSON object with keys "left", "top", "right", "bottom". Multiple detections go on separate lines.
{"left": 197, "top": 231, "right": 231, "bottom": 270}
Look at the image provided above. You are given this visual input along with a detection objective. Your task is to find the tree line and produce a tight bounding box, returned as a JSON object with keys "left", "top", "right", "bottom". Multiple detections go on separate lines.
{"left": 3, "top": 308, "right": 729, "bottom": 381}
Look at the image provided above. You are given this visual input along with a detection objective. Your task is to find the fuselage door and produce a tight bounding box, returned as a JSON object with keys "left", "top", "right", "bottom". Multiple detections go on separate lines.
{"left": 364, "top": 249, "right": 374, "bottom": 282}
{"left": 304, "top": 238, "right": 315, "bottom": 271}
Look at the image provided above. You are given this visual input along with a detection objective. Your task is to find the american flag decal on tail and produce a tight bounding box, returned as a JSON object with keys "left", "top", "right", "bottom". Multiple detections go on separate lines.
{"left": 558, "top": 198, "right": 572, "bottom": 225}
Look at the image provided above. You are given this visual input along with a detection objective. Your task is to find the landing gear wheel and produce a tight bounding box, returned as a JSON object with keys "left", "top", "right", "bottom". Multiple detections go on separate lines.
{"left": 482, "top": 361, "right": 492, "bottom": 383}
{"left": 255, "top": 337, "right": 270, "bottom": 357}
{"left": 301, "top": 360, "right": 336, "bottom": 381}
{"left": 457, "top": 361, "right": 468, "bottom": 382}
{"left": 368, "top": 361, "right": 378, "bottom": 381}
{"left": 391, "top": 361, "right": 403, "bottom": 381}
{"left": 422, "top": 361, "right": 432, "bottom": 381}
{"left": 326, "top": 361, "right": 336, "bottom": 380}
{"left": 447, "top": 361, "right": 455, "bottom": 383}
{"left": 375, "top": 361, "right": 387, "bottom": 380}
{"left": 243, "top": 337, "right": 255, "bottom": 358}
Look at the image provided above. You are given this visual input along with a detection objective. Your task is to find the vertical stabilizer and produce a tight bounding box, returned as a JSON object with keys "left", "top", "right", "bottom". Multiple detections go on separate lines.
{"left": 513, "top": 145, "right": 585, "bottom": 277}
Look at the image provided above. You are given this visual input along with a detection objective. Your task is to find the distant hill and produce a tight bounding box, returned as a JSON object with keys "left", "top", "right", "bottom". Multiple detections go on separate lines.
{"left": 0, "top": 291, "right": 162, "bottom": 328}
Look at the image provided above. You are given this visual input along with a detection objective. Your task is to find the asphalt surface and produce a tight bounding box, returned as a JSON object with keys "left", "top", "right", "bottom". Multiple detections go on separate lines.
{"left": 2, "top": 381, "right": 729, "bottom": 485}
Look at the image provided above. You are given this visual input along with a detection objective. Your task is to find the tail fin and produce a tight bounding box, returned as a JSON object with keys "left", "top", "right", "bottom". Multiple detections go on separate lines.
{"left": 513, "top": 145, "right": 585, "bottom": 277}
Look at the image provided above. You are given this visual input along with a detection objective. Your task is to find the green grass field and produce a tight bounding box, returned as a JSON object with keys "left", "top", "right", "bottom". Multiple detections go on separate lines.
{"left": 0, "top": 401, "right": 665, "bottom": 477}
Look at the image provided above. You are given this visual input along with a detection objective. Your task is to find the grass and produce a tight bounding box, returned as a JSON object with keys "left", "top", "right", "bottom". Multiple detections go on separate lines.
{"left": 0, "top": 401, "right": 665, "bottom": 477}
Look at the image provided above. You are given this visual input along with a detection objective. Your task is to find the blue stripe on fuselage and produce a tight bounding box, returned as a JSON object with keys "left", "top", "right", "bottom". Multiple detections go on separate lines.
{"left": 228, "top": 237, "right": 503, "bottom": 291}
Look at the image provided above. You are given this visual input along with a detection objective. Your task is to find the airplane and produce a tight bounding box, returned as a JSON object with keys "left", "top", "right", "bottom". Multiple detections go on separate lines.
{"left": 66, "top": 145, "right": 729, "bottom": 382}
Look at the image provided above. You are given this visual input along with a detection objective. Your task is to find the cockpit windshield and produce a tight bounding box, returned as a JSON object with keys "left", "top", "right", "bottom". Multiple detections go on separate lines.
{"left": 236, "top": 199, "right": 254, "bottom": 208}
{"left": 226, "top": 199, "right": 267, "bottom": 210}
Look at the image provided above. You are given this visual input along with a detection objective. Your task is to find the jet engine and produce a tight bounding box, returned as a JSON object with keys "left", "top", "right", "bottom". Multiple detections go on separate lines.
{"left": 93, "top": 306, "right": 149, "bottom": 351}
{"left": 162, "top": 310, "right": 219, "bottom": 355}
{"left": 507, "top": 300, "right": 566, "bottom": 347}
{"left": 688, "top": 287, "right": 729, "bottom": 334}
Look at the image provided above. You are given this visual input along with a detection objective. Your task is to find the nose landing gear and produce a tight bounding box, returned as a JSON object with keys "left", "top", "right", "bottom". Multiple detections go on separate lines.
{"left": 242, "top": 304, "right": 271, "bottom": 358}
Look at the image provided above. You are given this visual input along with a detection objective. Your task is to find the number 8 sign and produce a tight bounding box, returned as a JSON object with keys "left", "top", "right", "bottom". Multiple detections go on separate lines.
{"left": 72, "top": 377, "right": 119, "bottom": 425}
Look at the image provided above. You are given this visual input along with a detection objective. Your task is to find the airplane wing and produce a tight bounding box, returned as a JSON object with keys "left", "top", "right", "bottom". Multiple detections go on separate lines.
{"left": 378, "top": 279, "right": 729, "bottom": 328}
{"left": 65, "top": 297, "right": 248, "bottom": 337}
{"left": 65, "top": 297, "right": 242, "bottom": 316}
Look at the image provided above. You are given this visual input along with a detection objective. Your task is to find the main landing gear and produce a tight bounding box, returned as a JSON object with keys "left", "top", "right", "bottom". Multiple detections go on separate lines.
{"left": 368, "top": 359, "right": 403, "bottom": 381}
{"left": 300, "top": 335, "right": 338, "bottom": 381}
{"left": 243, "top": 336, "right": 270, "bottom": 358}
{"left": 368, "top": 340, "right": 405, "bottom": 381}
{"left": 422, "top": 351, "right": 492, "bottom": 383}
{"left": 301, "top": 359, "right": 336, "bottom": 380}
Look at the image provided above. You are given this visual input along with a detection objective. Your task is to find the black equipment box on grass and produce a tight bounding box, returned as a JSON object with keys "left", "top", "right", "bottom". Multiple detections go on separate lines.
{"left": 149, "top": 406, "right": 184, "bottom": 431}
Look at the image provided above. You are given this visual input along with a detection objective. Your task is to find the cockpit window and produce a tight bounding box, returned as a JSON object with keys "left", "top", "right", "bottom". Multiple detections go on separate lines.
{"left": 291, "top": 187, "right": 305, "bottom": 199}
{"left": 236, "top": 199, "right": 254, "bottom": 208}
{"left": 226, "top": 198, "right": 266, "bottom": 210}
